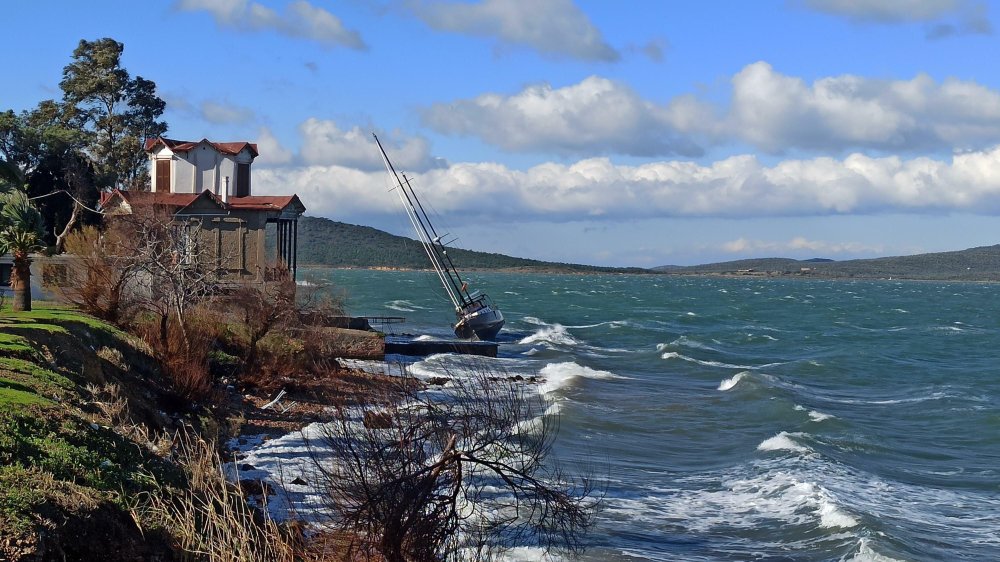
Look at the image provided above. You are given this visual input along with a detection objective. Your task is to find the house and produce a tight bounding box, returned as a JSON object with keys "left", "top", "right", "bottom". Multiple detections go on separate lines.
{"left": 99, "top": 137, "right": 306, "bottom": 282}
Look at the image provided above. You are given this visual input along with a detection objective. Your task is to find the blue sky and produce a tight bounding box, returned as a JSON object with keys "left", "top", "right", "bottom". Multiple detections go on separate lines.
{"left": 6, "top": 0, "right": 1000, "bottom": 266}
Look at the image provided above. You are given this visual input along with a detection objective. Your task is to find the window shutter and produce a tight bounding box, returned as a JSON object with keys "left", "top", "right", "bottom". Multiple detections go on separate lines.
{"left": 156, "top": 160, "right": 171, "bottom": 192}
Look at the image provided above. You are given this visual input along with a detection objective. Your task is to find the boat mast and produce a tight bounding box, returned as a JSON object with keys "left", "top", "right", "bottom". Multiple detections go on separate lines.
{"left": 373, "top": 133, "right": 467, "bottom": 310}
{"left": 400, "top": 173, "right": 473, "bottom": 304}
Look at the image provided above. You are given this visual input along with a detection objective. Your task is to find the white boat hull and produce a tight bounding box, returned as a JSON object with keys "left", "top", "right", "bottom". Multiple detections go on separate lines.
{"left": 455, "top": 305, "right": 505, "bottom": 340}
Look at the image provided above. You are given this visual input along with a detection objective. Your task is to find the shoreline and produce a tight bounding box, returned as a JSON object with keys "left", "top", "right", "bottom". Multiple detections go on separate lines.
{"left": 297, "top": 264, "right": 1000, "bottom": 283}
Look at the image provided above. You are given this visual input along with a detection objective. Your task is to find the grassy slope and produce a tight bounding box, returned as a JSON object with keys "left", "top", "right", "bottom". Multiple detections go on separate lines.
{"left": 0, "top": 303, "right": 181, "bottom": 561}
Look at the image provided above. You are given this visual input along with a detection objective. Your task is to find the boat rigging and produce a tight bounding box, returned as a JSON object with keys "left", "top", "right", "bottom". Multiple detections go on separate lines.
{"left": 373, "top": 133, "right": 505, "bottom": 340}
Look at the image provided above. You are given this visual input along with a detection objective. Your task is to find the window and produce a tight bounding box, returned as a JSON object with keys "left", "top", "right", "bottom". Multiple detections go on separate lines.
{"left": 236, "top": 163, "right": 250, "bottom": 197}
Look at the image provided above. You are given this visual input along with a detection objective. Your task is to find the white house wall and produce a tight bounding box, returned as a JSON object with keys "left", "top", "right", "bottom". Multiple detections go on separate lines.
{"left": 149, "top": 143, "right": 255, "bottom": 197}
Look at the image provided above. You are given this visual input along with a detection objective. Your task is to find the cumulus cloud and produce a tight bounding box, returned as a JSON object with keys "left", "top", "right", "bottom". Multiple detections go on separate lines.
{"left": 253, "top": 144, "right": 1000, "bottom": 224}
{"left": 729, "top": 61, "right": 1000, "bottom": 152}
{"left": 421, "top": 62, "right": 1000, "bottom": 156}
{"left": 297, "top": 119, "right": 444, "bottom": 171}
{"left": 801, "top": 0, "right": 991, "bottom": 37}
{"left": 254, "top": 127, "right": 294, "bottom": 165}
{"left": 406, "top": 0, "right": 619, "bottom": 61}
{"left": 421, "top": 76, "right": 709, "bottom": 157}
{"left": 722, "top": 237, "right": 884, "bottom": 255}
{"left": 176, "top": 0, "right": 367, "bottom": 49}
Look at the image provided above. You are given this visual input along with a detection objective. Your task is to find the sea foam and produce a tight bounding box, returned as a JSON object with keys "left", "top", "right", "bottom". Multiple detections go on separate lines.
{"left": 719, "top": 371, "right": 751, "bottom": 391}
{"left": 538, "top": 362, "right": 623, "bottom": 394}
{"left": 385, "top": 299, "right": 421, "bottom": 312}
{"left": 519, "top": 323, "right": 579, "bottom": 347}
{"left": 757, "top": 431, "right": 812, "bottom": 454}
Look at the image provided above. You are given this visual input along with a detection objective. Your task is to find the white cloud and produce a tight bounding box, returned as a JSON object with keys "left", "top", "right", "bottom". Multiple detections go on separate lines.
{"left": 801, "top": 0, "right": 992, "bottom": 37}
{"left": 254, "top": 127, "right": 293, "bottom": 165}
{"left": 722, "top": 236, "right": 884, "bottom": 255}
{"left": 254, "top": 144, "right": 1000, "bottom": 224}
{"left": 297, "top": 119, "right": 444, "bottom": 171}
{"left": 421, "top": 76, "right": 708, "bottom": 157}
{"left": 729, "top": 61, "right": 1000, "bottom": 152}
{"left": 422, "top": 62, "right": 1000, "bottom": 156}
{"left": 407, "top": 0, "right": 619, "bottom": 61}
{"left": 176, "top": 0, "right": 367, "bottom": 49}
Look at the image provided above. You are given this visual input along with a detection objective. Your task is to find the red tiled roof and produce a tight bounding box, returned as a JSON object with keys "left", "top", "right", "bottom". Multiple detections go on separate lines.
{"left": 227, "top": 195, "right": 299, "bottom": 211}
{"left": 144, "top": 137, "right": 259, "bottom": 157}
{"left": 100, "top": 189, "right": 224, "bottom": 212}
{"left": 100, "top": 190, "right": 304, "bottom": 214}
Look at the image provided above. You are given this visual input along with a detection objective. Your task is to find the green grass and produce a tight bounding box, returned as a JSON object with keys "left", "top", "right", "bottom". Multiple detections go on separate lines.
{"left": 0, "top": 358, "right": 75, "bottom": 391}
{"left": 0, "top": 408, "right": 175, "bottom": 493}
{"left": 0, "top": 386, "right": 51, "bottom": 407}
{"left": 0, "top": 302, "right": 125, "bottom": 335}
{"left": 0, "top": 465, "right": 52, "bottom": 535}
{"left": 0, "top": 332, "right": 35, "bottom": 356}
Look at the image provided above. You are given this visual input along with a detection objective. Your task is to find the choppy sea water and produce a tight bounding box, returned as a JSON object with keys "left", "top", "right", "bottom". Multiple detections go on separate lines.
{"left": 295, "top": 268, "right": 1000, "bottom": 561}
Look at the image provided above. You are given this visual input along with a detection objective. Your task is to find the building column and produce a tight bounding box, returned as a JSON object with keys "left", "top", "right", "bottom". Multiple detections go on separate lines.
{"left": 277, "top": 220, "right": 285, "bottom": 269}
{"left": 292, "top": 219, "right": 298, "bottom": 280}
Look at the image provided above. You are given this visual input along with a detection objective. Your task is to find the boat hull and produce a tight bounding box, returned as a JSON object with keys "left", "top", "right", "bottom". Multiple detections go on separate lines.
{"left": 454, "top": 307, "right": 505, "bottom": 340}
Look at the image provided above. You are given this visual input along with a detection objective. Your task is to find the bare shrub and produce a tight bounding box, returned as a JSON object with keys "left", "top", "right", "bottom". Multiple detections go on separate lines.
{"left": 225, "top": 268, "right": 298, "bottom": 376}
{"left": 142, "top": 432, "right": 297, "bottom": 562}
{"left": 133, "top": 304, "right": 221, "bottom": 403}
{"left": 60, "top": 224, "right": 141, "bottom": 323}
{"left": 307, "top": 360, "right": 601, "bottom": 562}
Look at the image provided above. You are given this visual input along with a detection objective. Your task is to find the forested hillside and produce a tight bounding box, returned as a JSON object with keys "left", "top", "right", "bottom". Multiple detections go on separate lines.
{"left": 296, "top": 216, "right": 647, "bottom": 273}
{"left": 657, "top": 245, "right": 1000, "bottom": 281}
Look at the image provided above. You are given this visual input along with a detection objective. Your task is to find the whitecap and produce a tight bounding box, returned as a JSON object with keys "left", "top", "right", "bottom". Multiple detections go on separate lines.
{"left": 817, "top": 497, "right": 859, "bottom": 529}
{"left": 518, "top": 324, "right": 579, "bottom": 347}
{"left": 757, "top": 431, "right": 811, "bottom": 454}
{"left": 718, "top": 371, "right": 750, "bottom": 391}
{"left": 537, "top": 362, "right": 623, "bottom": 394}
{"left": 842, "top": 538, "right": 907, "bottom": 562}
{"left": 660, "top": 351, "right": 756, "bottom": 370}
{"left": 793, "top": 404, "right": 834, "bottom": 422}
{"left": 385, "top": 299, "right": 421, "bottom": 312}
{"left": 808, "top": 410, "right": 834, "bottom": 422}
{"left": 670, "top": 335, "right": 719, "bottom": 351}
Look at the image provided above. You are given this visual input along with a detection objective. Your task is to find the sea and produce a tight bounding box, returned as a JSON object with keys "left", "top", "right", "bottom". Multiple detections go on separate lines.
{"left": 272, "top": 268, "right": 1000, "bottom": 561}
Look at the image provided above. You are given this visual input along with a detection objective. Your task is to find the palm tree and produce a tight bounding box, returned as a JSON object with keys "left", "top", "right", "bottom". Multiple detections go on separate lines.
{"left": 0, "top": 190, "right": 45, "bottom": 311}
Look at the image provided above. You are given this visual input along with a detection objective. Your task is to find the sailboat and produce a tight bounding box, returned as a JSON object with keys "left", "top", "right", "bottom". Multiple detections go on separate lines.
{"left": 373, "top": 133, "right": 505, "bottom": 340}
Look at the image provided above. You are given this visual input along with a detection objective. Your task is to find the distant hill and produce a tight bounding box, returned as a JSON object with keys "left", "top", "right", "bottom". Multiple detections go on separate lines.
{"left": 654, "top": 245, "right": 1000, "bottom": 281}
{"left": 296, "top": 216, "right": 1000, "bottom": 280}
{"left": 296, "top": 216, "right": 648, "bottom": 274}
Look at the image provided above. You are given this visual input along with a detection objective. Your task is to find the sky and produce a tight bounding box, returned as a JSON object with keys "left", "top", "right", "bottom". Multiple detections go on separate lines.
{"left": 6, "top": 0, "right": 1000, "bottom": 267}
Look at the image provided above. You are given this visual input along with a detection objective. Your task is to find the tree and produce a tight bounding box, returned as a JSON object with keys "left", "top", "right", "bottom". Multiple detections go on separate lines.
{"left": 308, "top": 362, "right": 600, "bottom": 562}
{"left": 1, "top": 103, "right": 98, "bottom": 252}
{"left": 0, "top": 190, "right": 46, "bottom": 311}
{"left": 59, "top": 38, "right": 166, "bottom": 191}
{"left": 119, "top": 204, "right": 221, "bottom": 352}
